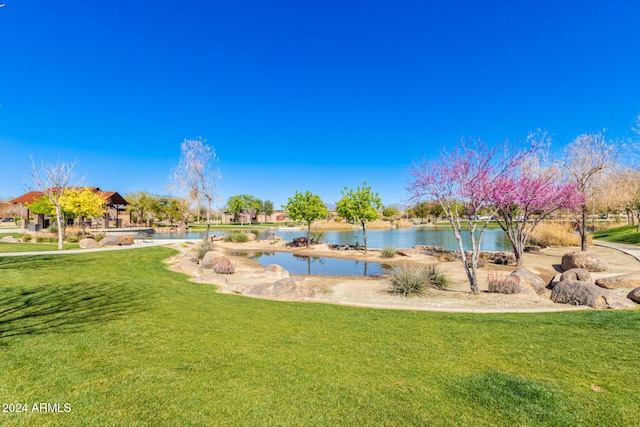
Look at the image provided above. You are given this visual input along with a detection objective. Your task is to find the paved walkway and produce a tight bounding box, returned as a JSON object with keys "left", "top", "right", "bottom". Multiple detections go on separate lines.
{"left": 593, "top": 240, "right": 640, "bottom": 262}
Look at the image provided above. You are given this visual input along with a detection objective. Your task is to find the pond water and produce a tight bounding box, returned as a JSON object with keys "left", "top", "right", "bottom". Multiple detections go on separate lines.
{"left": 155, "top": 226, "right": 511, "bottom": 252}
{"left": 237, "top": 251, "right": 390, "bottom": 276}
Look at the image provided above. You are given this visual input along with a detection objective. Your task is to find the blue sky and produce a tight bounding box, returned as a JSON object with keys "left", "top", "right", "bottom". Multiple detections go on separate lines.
{"left": 1, "top": 0, "right": 639, "bottom": 208}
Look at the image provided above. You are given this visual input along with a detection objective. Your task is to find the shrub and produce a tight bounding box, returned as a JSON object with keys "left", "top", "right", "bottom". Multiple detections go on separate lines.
{"left": 367, "top": 219, "right": 393, "bottom": 230}
{"left": 487, "top": 270, "right": 519, "bottom": 294}
{"left": 381, "top": 247, "right": 397, "bottom": 258}
{"left": 310, "top": 221, "right": 353, "bottom": 231}
{"left": 196, "top": 240, "right": 213, "bottom": 260}
{"left": 423, "top": 264, "right": 451, "bottom": 290}
{"left": 21, "top": 234, "right": 32, "bottom": 242}
{"left": 35, "top": 233, "right": 57, "bottom": 243}
{"left": 528, "top": 222, "right": 592, "bottom": 247}
{"left": 388, "top": 264, "right": 450, "bottom": 296}
{"left": 225, "top": 232, "right": 249, "bottom": 243}
{"left": 395, "top": 219, "right": 413, "bottom": 229}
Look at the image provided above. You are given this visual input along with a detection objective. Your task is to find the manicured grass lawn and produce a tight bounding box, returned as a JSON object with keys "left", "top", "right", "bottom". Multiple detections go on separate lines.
{"left": 0, "top": 240, "right": 80, "bottom": 253}
{"left": 0, "top": 248, "right": 638, "bottom": 426}
{"left": 592, "top": 225, "right": 640, "bottom": 245}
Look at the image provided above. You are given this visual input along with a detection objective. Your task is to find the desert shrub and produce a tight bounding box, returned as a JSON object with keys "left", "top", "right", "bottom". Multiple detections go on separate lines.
{"left": 381, "top": 246, "right": 397, "bottom": 258}
{"left": 487, "top": 270, "right": 519, "bottom": 294}
{"left": 35, "top": 233, "right": 57, "bottom": 243}
{"left": 225, "top": 232, "right": 249, "bottom": 243}
{"left": 367, "top": 219, "right": 393, "bottom": 230}
{"left": 388, "top": 264, "right": 450, "bottom": 296}
{"left": 21, "top": 234, "right": 32, "bottom": 242}
{"left": 196, "top": 240, "right": 213, "bottom": 260}
{"left": 47, "top": 225, "right": 59, "bottom": 234}
{"left": 423, "top": 264, "right": 451, "bottom": 290}
{"left": 437, "top": 252, "right": 455, "bottom": 262}
{"left": 395, "top": 219, "right": 413, "bottom": 229}
{"left": 92, "top": 232, "right": 106, "bottom": 242}
{"left": 528, "top": 222, "right": 592, "bottom": 247}
{"left": 64, "top": 227, "right": 83, "bottom": 243}
{"left": 310, "top": 221, "right": 353, "bottom": 231}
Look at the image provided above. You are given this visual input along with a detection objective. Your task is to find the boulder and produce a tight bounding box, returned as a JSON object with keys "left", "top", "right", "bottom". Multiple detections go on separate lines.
{"left": 595, "top": 273, "right": 640, "bottom": 289}
{"left": 79, "top": 238, "right": 100, "bottom": 249}
{"left": 201, "top": 252, "right": 235, "bottom": 274}
{"left": 627, "top": 288, "right": 640, "bottom": 304}
{"left": 99, "top": 235, "right": 122, "bottom": 246}
{"left": 561, "top": 252, "right": 608, "bottom": 272}
{"left": 489, "top": 251, "right": 516, "bottom": 265}
{"left": 524, "top": 245, "right": 541, "bottom": 254}
{"left": 263, "top": 264, "right": 290, "bottom": 279}
{"left": 551, "top": 281, "right": 636, "bottom": 309}
{"left": 245, "top": 264, "right": 291, "bottom": 280}
{"left": 235, "top": 278, "right": 315, "bottom": 300}
{"left": 192, "top": 273, "right": 228, "bottom": 285}
{"left": 559, "top": 268, "right": 593, "bottom": 284}
{"left": 170, "top": 261, "right": 203, "bottom": 277}
{"left": 0, "top": 236, "right": 20, "bottom": 243}
{"left": 508, "top": 268, "right": 547, "bottom": 295}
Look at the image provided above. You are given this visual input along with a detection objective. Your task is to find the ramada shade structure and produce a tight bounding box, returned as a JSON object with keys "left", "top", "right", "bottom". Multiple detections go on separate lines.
{"left": 10, "top": 188, "right": 129, "bottom": 226}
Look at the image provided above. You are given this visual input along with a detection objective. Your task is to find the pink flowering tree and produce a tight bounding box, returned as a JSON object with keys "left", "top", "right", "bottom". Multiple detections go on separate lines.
{"left": 490, "top": 173, "right": 583, "bottom": 266}
{"left": 408, "top": 139, "right": 530, "bottom": 294}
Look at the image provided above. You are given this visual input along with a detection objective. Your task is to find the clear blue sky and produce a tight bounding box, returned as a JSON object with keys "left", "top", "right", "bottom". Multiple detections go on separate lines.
{"left": 1, "top": 0, "right": 639, "bottom": 208}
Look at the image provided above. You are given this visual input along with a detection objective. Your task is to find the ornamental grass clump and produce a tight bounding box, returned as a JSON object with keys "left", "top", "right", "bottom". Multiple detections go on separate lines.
{"left": 487, "top": 270, "right": 519, "bottom": 294}
{"left": 225, "top": 232, "right": 249, "bottom": 243}
{"left": 388, "top": 264, "right": 450, "bottom": 296}
{"left": 381, "top": 246, "right": 397, "bottom": 258}
{"left": 196, "top": 240, "right": 213, "bottom": 260}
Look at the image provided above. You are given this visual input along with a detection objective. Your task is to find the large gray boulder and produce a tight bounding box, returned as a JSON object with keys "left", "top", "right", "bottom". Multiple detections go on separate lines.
{"left": 245, "top": 264, "right": 290, "bottom": 280}
{"left": 551, "top": 281, "right": 636, "bottom": 309}
{"left": 508, "top": 268, "right": 547, "bottom": 295}
{"left": 79, "top": 238, "right": 100, "bottom": 249}
{"left": 234, "top": 278, "right": 314, "bottom": 300}
{"left": 595, "top": 273, "right": 640, "bottom": 289}
{"left": 99, "top": 235, "right": 122, "bottom": 246}
{"left": 559, "top": 268, "right": 593, "bottom": 284}
{"left": 0, "top": 236, "right": 20, "bottom": 243}
{"left": 561, "top": 252, "right": 608, "bottom": 272}
{"left": 627, "top": 288, "right": 640, "bottom": 304}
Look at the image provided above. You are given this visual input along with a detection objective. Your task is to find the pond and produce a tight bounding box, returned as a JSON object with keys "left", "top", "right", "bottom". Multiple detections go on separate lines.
{"left": 237, "top": 251, "right": 390, "bottom": 276}
{"left": 155, "top": 226, "right": 511, "bottom": 252}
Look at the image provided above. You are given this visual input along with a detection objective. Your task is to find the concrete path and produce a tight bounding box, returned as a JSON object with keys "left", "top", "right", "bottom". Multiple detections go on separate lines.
{"left": 593, "top": 240, "right": 640, "bottom": 262}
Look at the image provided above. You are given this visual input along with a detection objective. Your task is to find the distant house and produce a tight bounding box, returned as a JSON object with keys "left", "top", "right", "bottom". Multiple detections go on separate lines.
{"left": 10, "top": 188, "right": 130, "bottom": 229}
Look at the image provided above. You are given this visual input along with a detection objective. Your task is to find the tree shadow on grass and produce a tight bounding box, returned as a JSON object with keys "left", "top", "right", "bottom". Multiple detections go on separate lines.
{"left": 0, "top": 281, "right": 144, "bottom": 345}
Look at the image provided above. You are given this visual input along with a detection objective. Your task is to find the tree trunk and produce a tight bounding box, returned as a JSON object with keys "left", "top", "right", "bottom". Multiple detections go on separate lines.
{"left": 580, "top": 204, "right": 588, "bottom": 251}
{"left": 55, "top": 205, "right": 64, "bottom": 250}
{"left": 361, "top": 220, "right": 367, "bottom": 252}
{"left": 306, "top": 221, "right": 311, "bottom": 248}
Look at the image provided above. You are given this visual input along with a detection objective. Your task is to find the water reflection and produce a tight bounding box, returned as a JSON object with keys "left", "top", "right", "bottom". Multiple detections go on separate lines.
{"left": 240, "top": 251, "right": 389, "bottom": 276}
{"left": 155, "top": 226, "right": 511, "bottom": 251}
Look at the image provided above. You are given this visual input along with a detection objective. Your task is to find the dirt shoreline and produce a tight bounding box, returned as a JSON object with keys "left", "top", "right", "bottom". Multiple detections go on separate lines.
{"left": 179, "top": 239, "right": 640, "bottom": 313}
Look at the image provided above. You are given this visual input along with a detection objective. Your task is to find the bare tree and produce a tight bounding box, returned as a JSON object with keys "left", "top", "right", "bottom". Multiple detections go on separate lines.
{"left": 556, "top": 132, "right": 621, "bottom": 251}
{"left": 172, "top": 138, "right": 221, "bottom": 238}
{"left": 30, "top": 157, "right": 78, "bottom": 250}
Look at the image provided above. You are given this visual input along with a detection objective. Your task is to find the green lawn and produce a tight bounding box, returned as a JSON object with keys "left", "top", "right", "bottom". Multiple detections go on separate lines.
{"left": 0, "top": 239, "right": 80, "bottom": 253}
{"left": 592, "top": 225, "right": 640, "bottom": 245}
{"left": 0, "top": 248, "right": 638, "bottom": 426}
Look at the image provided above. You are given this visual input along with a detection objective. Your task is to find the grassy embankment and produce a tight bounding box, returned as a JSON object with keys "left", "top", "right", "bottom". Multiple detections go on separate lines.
{"left": 0, "top": 247, "right": 638, "bottom": 426}
{"left": 592, "top": 224, "right": 640, "bottom": 245}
